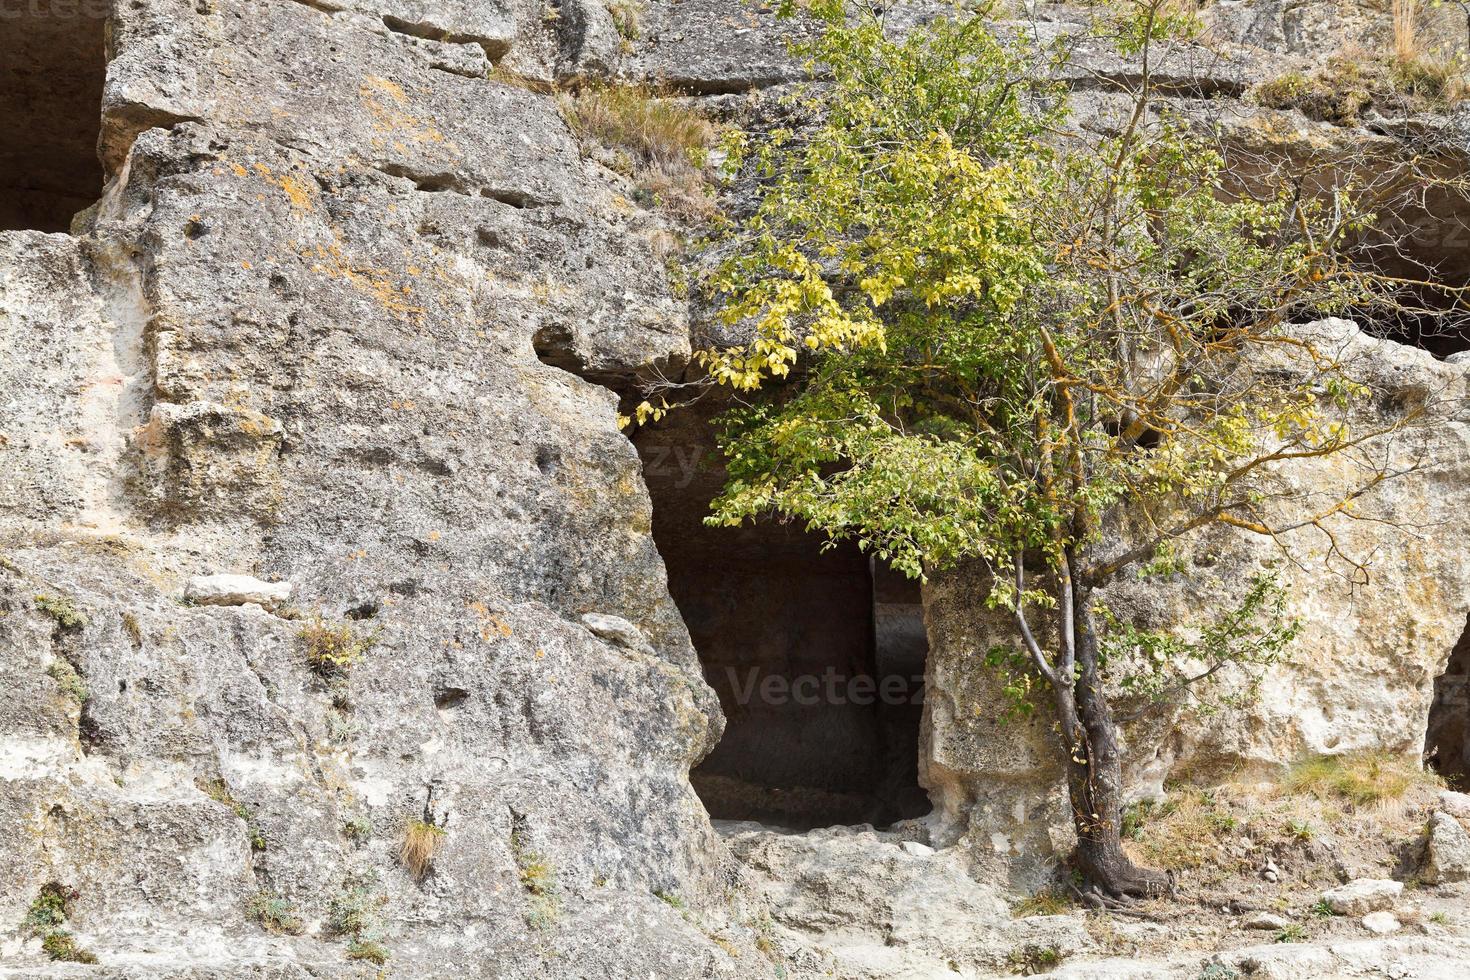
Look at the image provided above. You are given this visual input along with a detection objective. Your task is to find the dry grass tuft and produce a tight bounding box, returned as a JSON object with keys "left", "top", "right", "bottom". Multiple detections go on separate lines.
{"left": 398, "top": 819, "right": 446, "bottom": 880}
{"left": 299, "top": 614, "right": 378, "bottom": 677}
{"left": 1253, "top": 47, "right": 1467, "bottom": 123}
{"left": 1283, "top": 750, "right": 1440, "bottom": 808}
{"left": 1390, "top": 54, "right": 1469, "bottom": 103}
{"left": 560, "top": 84, "right": 719, "bottom": 220}
{"left": 1124, "top": 789, "right": 1240, "bottom": 872}
{"left": 1012, "top": 887, "right": 1072, "bottom": 918}
{"left": 1394, "top": 0, "right": 1420, "bottom": 64}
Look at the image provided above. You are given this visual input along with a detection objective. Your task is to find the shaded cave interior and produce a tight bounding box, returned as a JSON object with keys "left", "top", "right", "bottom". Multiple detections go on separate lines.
{"left": 1426, "top": 614, "right": 1470, "bottom": 787}
{"left": 635, "top": 405, "right": 932, "bottom": 831}
{"left": 1, "top": 3, "right": 108, "bottom": 232}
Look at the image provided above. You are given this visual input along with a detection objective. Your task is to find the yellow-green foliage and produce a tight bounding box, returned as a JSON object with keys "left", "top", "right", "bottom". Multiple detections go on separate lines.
{"left": 1284, "top": 751, "right": 1440, "bottom": 807}
{"left": 248, "top": 891, "right": 303, "bottom": 934}
{"left": 34, "top": 594, "right": 87, "bottom": 630}
{"left": 560, "top": 84, "right": 717, "bottom": 218}
{"left": 513, "top": 831, "right": 562, "bottom": 929}
{"left": 46, "top": 659, "right": 88, "bottom": 704}
{"left": 41, "top": 930, "right": 97, "bottom": 964}
{"left": 398, "top": 819, "right": 446, "bottom": 880}
{"left": 299, "top": 615, "right": 378, "bottom": 676}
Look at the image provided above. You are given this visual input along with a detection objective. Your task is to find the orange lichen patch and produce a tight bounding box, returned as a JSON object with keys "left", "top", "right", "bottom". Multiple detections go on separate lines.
{"left": 272, "top": 173, "right": 318, "bottom": 214}
{"left": 302, "top": 237, "right": 426, "bottom": 322}
{"left": 468, "top": 601, "right": 515, "bottom": 641}
{"left": 359, "top": 75, "right": 450, "bottom": 148}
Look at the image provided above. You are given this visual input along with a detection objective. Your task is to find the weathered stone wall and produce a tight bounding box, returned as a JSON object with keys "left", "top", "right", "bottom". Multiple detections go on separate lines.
{"left": 0, "top": 0, "right": 757, "bottom": 973}
{"left": 6, "top": 0, "right": 1470, "bottom": 975}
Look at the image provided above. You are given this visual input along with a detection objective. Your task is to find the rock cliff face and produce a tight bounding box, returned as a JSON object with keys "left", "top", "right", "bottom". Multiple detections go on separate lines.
{"left": 2, "top": 0, "right": 744, "bottom": 973}
{"left": 5, "top": 0, "right": 1470, "bottom": 977}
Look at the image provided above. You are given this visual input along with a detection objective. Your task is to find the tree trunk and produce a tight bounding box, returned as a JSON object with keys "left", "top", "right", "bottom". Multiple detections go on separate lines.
{"left": 1057, "top": 596, "right": 1171, "bottom": 898}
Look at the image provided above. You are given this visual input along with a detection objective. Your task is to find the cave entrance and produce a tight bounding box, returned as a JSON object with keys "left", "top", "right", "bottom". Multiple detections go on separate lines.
{"left": 1426, "top": 615, "right": 1470, "bottom": 787}
{"left": 0, "top": 1, "right": 109, "bottom": 232}
{"left": 635, "top": 406, "right": 932, "bottom": 831}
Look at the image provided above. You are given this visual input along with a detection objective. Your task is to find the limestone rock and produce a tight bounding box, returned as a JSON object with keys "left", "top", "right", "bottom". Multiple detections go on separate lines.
{"left": 1440, "top": 790, "right": 1470, "bottom": 820}
{"left": 722, "top": 822, "right": 1095, "bottom": 977}
{"left": 1320, "top": 879, "right": 1403, "bottom": 916}
{"left": 1362, "top": 911, "right": 1402, "bottom": 935}
{"left": 1422, "top": 811, "right": 1470, "bottom": 885}
{"left": 1243, "top": 911, "right": 1291, "bottom": 930}
{"left": 184, "top": 574, "right": 292, "bottom": 611}
{"left": 1, "top": 0, "right": 732, "bottom": 972}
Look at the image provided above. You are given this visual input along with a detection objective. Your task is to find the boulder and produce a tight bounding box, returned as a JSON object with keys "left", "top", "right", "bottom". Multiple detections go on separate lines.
{"left": 1319, "top": 879, "right": 1403, "bottom": 916}
{"left": 1361, "top": 911, "right": 1402, "bottom": 935}
{"left": 1439, "top": 790, "right": 1470, "bottom": 820}
{"left": 1243, "top": 911, "right": 1292, "bottom": 930}
{"left": 1422, "top": 811, "right": 1470, "bottom": 885}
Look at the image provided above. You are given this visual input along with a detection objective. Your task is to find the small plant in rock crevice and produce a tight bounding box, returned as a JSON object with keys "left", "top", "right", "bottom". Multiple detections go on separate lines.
{"left": 399, "top": 819, "right": 446, "bottom": 880}
{"left": 1273, "top": 923, "right": 1307, "bottom": 943}
{"left": 23, "top": 883, "right": 99, "bottom": 963}
{"left": 248, "top": 891, "right": 303, "bottom": 934}
{"left": 347, "top": 938, "right": 391, "bottom": 964}
{"left": 1198, "top": 963, "right": 1242, "bottom": 980}
{"left": 1006, "top": 942, "right": 1062, "bottom": 975}
{"left": 1286, "top": 819, "right": 1316, "bottom": 842}
{"left": 343, "top": 815, "right": 372, "bottom": 846}
{"left": 653, "top": 888, "right": 686, "bottom": 911}
{"left": 512, "top": 828, "right": 562, "bottom": 929}
{"left": 24, "top": 883, "right": 74, "bottom": 933}
{"left": 41, "top": 930, "right": 98, "bottom": 963}
{"left": 607, "top": 0, "right": 642, "bottom": 40}
{"left": 199, "top": 778, "right": 267, "bottom": 851}
{"left": 23, "top": 882, "right": 97, "bottom": 961}
{"left": 46, "top": 658, "right": 88, "bottom": 704}
{"left": 328, "top": 876, "right": 391, "bottom": 963}
{"left": 299, "top": 614, "right": 380, "bottom": 677}
{"left": 34, "top": 594, "right": 87, "bottom": 631}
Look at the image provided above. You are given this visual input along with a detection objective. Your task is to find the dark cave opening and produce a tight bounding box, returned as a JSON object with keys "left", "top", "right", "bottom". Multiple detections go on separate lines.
{"left": 0, "top": 1, "right": 108, "bottom": 232}
{"left": 1426, "top": 615, "right": 1470, "bottom": 788}
{"left": 635, "top": 406, "right": 932, "bottom": 831}
{"left": 1349, "top": 179, "right": 1470, "bottom": 357}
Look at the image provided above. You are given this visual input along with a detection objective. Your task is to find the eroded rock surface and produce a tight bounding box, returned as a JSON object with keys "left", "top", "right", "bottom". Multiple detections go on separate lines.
{"left": 6, "top": 0, "right": 1470, "bottom": 977}
{"left": 1, "top": 0, "right": 740, "bottom": 973}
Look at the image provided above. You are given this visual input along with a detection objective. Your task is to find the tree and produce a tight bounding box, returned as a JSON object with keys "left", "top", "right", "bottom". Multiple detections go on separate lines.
{"left": 649, "top": 0, "right": 1452, "bottom": 898}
